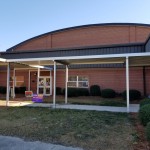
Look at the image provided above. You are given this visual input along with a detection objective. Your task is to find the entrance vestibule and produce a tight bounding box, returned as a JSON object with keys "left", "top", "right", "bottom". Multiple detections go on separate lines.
{"left": 29, "top": 69, "right": 52, "bottom": 96}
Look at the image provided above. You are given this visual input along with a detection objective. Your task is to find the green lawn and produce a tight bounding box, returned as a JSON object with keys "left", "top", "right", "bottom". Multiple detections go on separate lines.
{"left": 43, "top": 96, "right": 127, "bottom": 107}
{"left": 0, "top": 107, "right": 134, "bottom": 150}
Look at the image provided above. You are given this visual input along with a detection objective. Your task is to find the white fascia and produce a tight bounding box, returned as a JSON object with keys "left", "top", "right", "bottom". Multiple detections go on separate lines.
{"left": 7, "top": 57, "right": 55, "bottom": 62}
{"left": 0, "top": 58, "right": 7, "bottom": 62}
{"left": 6, "top": 52, "right": 150, "bottom": 62}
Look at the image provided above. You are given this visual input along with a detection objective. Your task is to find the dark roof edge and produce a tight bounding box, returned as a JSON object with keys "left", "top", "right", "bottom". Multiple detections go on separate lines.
{"left": 6, "top": 22, "right": 150, "bottom": 52}
{"left": 3, "top": 42, "right": 144, "bottom": 55}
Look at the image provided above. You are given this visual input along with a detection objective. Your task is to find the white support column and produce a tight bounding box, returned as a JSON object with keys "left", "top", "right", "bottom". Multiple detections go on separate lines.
{"left": 53, "top": 61, "right": 56, "bottom": 107}
{"left": 65, "top": 65, "right": 68, "bottom": 104}
{"left": 13, "top": 68, "right": 15, "bottom": 99}
{"left": 28, "top": 70, "right": 30, "bottom": 91}
{"left": 126, "top": 56, "right": 130, "bottom": 113}
{"left": 6, "top": 63, "right": 10, "bottom": 106}
{"left": 50, "top": 70, "right": 52, "bottom": 95}
{"left": 37, "top": 68, "right": 40, "bottom": 94}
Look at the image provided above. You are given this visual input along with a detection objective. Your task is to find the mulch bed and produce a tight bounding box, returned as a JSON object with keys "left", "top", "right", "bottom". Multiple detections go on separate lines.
{"left": 131, "top": 113, "right": 150, "bottom": 150}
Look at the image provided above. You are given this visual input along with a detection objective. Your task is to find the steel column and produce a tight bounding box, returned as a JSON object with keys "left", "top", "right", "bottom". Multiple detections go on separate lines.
{"left": 37, "top": 68, "right": 40, "bottom": 94}
{"left": 6, "top": 63, "right": 10, "bottom": 106}
{"left": 13, "top": 68, "right": 15, "bottom": 99}
{"left": 28, "top": 70, "right": 30, "bottom": 91}
{"left": 53, "top": 61, "right": 56, "bottom": 107}
{"left": 126, "top": 57, "right": 130, "bottom": 113}
{"left": 65, "top": 65, "right": 68, "bottom": 104}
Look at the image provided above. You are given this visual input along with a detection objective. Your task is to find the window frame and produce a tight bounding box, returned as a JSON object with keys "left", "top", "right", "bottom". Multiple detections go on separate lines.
{"left": 68, "top": 76, "right": 89, "bottom": 88}
{"left": 10, "top": 76, "right": 25, "bottom": 87}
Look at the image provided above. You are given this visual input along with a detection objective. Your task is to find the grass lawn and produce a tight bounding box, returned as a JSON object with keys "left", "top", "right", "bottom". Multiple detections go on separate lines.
{"left": 43, "top": 96, "right": 127, "bottom": 107}
{"left": 0, "top": 107, "right": 134, "bottom": 150}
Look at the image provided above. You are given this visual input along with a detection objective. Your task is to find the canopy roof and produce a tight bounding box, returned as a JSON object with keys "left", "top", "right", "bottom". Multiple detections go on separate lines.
{"left": 0, "top": 52, "right": 150, "bottom": 68}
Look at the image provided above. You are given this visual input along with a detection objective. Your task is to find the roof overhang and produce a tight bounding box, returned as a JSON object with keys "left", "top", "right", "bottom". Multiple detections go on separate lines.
{"left": 0, "top": 52, "right": 150, "bottom": 69}
{"left": 4, "top": 52, "right": 150, "bottom": 67}
{"left": 0, "top": 57, "right": 7, "bottom": 66}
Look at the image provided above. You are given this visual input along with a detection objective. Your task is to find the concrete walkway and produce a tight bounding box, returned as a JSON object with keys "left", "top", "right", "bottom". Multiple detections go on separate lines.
{"left": 0, "top": 135, "right": 83, "bottom": 150}
{"left": 0, "top": 100, "right": 139, "bottom": 112}
{"left": 27, "top": 103, "right": 139, "bottom": 113}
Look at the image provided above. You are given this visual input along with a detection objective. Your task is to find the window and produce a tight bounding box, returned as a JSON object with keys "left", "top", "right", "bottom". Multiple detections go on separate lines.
{"left": 10, "top": 76, "right": 24, "bottom": 87}
{"left": 68, "top": 76, "right": 89, "bottom": 88}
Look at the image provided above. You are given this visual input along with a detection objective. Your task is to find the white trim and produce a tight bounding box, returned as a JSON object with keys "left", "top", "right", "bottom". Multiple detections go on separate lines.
{"left": 0, "top": 58, "right": 7, "bottom": 62}
{"left": 50, "top": 71, "right": 52, "bottom": 95}
{"left": 7, "top": 58, "right": 54, "bottom": 62}
{"left": 6, "top": 52, "right": 150, "bottom": 63}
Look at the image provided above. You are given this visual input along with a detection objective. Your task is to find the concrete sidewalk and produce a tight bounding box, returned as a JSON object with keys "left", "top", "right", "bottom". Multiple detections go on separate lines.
{"left": 27, "top": 103, "right": 139, "bottom": 113}
{"left": 0, "top": 100, "right": 139, "bottom": 112}
{"left": 0, "top": 135, "right": 83, "bottom": 150}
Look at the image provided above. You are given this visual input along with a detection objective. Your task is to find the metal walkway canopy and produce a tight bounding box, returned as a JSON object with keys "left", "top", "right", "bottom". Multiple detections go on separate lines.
{"left": 4, "top": 52, "right": 150, "bottom": 66}
{"left": 2, "top": 52, "right": 150, "bottom": 112}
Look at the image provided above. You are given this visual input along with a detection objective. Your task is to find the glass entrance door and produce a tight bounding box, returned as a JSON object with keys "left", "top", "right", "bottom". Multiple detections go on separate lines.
{"left": 38, "top": 77, "right": 51, "bottom": 96}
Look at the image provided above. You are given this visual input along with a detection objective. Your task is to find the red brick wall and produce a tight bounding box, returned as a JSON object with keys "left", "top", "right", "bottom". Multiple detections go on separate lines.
{"left": 1, "top": 68, "right": 150, "bottom": 96}
{"left": 0, "top": 71, "right": 8, "bottom": 86}
{"left": 54, "top": 67, "right": 145, "bottom": 95}
{"left": 14, "top": 34, "right": 52, "bottom": 51}
{"left": 13, "top": 25, "right": 150, "bottom": 51}
{"left": 145, "top": 67, "right": 150, "bottom": 96}
{"left": 0, "top": 70, "right": 29, "bottom": 88}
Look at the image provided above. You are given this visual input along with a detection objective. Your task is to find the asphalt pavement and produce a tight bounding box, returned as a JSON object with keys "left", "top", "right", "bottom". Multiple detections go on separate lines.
{"left": 0, "top": 135, "right": 83, "bottom": 150}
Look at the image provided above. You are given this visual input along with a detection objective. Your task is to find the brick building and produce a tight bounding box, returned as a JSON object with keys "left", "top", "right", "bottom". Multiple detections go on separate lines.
{"left": 1, "top": 23, "right": 150, "bottom": 97}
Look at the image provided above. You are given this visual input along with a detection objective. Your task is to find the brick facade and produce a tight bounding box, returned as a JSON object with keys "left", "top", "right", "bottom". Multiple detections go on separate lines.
{"left": 2, "top": 24, "right": 150, "bottom": 96}
{"left": 0, "top": 67, "right": 147, "bottom": 95}
{"left": 12, "top": 25, "right": 150, "bottom": 51}
{"left": 54, "top": 68, "right": 145, "bottom": 95}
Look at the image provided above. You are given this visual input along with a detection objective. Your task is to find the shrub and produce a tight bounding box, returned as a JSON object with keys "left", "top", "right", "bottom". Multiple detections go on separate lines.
{"left": 139, "top": 104, "right": 150, "bottom": 126}
{"left": 56, "top": 87, "right": 62, "bottom": 95}
{"left": 20, "top": 87, "right": 26, "bottom": 94}
{"left": 78, "top": 88, "right": 89, "bottom": 96}
{"left": 0, "top": 86, "right": 26, "bottom": 94}
{"left": 0, "top": 86, "right": 2, "bottom": 93}
{"left": 0, "top": 86, "right": 6, "bottom": 94}
{"left": 101, "top": 89, "right": 116, "bottom": 98}
{"left": 63, "top": 88, "right": 78, "bottom": 97}
{"left": 90, "top": 85, "right": 101, "bottom": 96}
{"left": 15, "top": 87, "right": 20, "bottom": 94}
{"left": 146, "top": 122, "right": 150, "bottom": 141}
{"left": 15, "top": 87, "right": 26, "bottom": 94}
{"left": 68, "top": 88, "right": 78, "bottom": 97}
{"left": 122, "top": 89, "right": 141, "bottom": 101}
{"left": 140, "top": 98, "right": 150, "bottom": 108}
{"left": 63, "top": 88, "right": 89, "bottom": 97}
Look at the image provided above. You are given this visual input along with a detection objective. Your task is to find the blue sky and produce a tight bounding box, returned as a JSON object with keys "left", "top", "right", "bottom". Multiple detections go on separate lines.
{"left": 0, "top": 0, "right": 150, "bottom": 51}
